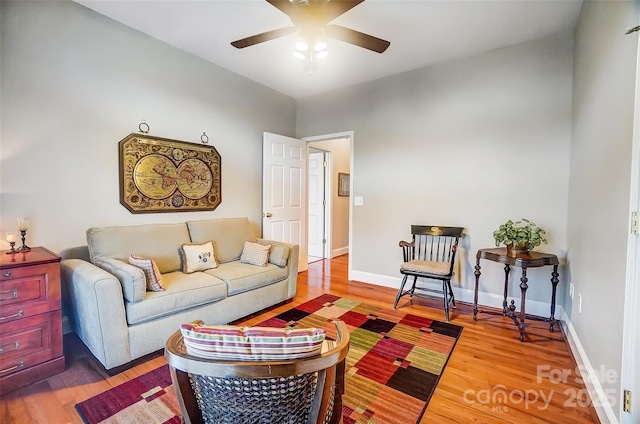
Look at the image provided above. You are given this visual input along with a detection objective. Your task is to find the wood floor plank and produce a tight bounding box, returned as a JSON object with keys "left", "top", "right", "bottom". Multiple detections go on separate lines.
{"left": 0, "top": 254, "right": 600, "bottom": 424}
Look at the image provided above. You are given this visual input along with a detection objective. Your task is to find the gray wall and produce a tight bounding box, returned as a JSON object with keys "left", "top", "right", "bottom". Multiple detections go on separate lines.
{"left": 0, "top": 1, "right": 296, "bottom": 253}
{"left": 297, "top": 32, "right": 573, "bottom": 307}
{"left": 568, "top": 1, "right": 639, "bottom": 419}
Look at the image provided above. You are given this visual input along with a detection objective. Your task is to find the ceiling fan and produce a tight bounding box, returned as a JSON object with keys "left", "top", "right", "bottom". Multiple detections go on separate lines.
{"left": 231, "top": 0, "right": 390, "bottom": 54}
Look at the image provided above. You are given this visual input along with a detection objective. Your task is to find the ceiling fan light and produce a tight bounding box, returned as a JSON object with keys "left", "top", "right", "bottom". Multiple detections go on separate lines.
{"left": 293, "top": 51, "right": 306, "bottom": 60}
{"left": 295, "top": 41, "right": 308, "bottom": 52}
{"left": 316, "top": 51, "right": 328, "bottom": 59}
{"left": 313, "top": 41, "right": 327, "bottom": 52}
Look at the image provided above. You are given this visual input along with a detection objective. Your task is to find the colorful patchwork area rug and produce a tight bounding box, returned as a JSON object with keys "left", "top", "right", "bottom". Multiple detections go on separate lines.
{"left": 75, "top": 294, "right": 462, "bottom": 424}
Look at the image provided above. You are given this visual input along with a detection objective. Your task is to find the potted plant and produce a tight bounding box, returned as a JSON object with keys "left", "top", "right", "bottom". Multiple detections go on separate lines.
{"left": 492, "top": 219, "right": 547, "bottom": 255}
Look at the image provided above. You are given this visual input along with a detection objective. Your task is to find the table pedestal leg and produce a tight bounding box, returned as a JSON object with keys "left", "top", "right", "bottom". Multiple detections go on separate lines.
{"left": 503, "top": 264, "right": 511, "bottom": 315}
{"left": 548, "top": 264, "right": 559, "bottom": 331}
{"left": 473, "top": 258, "right": 481, "bottom": 320}
{"left": 518, "top": 268, "right": 528, "bottom": 342}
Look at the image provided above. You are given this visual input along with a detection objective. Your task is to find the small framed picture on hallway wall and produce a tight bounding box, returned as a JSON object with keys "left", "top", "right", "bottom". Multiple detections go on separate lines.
{"left": 338, "top": 173, "right": 350, "bottom": 197}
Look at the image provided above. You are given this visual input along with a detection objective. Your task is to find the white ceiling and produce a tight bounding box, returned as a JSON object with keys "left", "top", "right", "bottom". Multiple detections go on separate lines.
{"left": 75, "top": 0, "right": 583, "bottom": 99}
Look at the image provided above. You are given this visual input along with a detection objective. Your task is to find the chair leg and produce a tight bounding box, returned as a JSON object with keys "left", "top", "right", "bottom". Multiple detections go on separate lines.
{"left": 447, "top": 280, "right": 456, "bottom": 309}
{"left": 442, "top": 280, "right": 450, "bottom": 322}
{"left": 409, "top": 276, "right": 418, "bottom": 297}
{"left": 394, "top": 275, "right": 409, "bottom": 310}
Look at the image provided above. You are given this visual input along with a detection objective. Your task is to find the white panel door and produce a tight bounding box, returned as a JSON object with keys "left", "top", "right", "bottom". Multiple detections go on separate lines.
{"left": 263, "top": 132, "right": 307, "bottom": 271}
{"left": 308, "top": 152, "right": 325, "bottom": 258}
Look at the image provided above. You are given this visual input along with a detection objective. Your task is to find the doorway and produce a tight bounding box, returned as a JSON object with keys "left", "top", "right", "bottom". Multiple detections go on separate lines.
{"left": 620, "top": 35, "right": 640, "bottom": 423}
{"left": 305, "top": 134, "right": 352, "bottom": 268}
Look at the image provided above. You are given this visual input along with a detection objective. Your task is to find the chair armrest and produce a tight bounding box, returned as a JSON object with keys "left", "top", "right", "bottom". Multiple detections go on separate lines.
{"left": 60, "top": 259, "right": 131, "bottom": 370}
{"left": 97, "top": 258, "right": 146, "bottom": 303}
{"left": 399, "top": 240, "right": 414, "bottom": 262}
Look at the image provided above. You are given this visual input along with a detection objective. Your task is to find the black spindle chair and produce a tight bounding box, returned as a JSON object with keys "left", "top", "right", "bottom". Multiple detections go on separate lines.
{"left": 394, "top": 225, "right": 464, "bottom": 322}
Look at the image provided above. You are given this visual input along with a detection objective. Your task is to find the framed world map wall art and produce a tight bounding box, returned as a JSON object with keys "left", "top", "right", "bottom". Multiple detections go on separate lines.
{"left": 119, "top": 133, "right": 221, "bottom": 213}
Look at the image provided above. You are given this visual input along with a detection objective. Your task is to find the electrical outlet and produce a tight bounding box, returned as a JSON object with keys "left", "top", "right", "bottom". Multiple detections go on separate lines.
{"left": 578, "top": 294, "right": 582, "bottom": 314}
{"left": 569, "top": 283, "right": 574, "bottom": 300}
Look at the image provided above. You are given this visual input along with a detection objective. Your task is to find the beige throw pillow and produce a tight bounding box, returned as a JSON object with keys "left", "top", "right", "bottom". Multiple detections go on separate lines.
{"left": 180, "top": 241, "right": 218, "bottom": 273}
{"left": 128, "top": 255, "right": 165, "bottom": 292}
{"left": 240, "top": 241, "right": 271, "bottom": 266}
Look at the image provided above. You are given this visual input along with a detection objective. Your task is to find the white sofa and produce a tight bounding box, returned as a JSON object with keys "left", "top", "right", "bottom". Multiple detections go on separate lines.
{"left": 60, "top": 217, "right": 298, "bottom": 372}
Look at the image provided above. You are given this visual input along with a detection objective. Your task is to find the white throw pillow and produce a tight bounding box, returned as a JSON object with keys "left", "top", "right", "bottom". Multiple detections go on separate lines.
{"left": 180, "top": 241, "right": 218, "bottom": 273}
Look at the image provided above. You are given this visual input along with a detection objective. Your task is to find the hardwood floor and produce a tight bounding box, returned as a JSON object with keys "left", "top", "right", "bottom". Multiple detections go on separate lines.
{"left": 0, "top": 255, "right": 600, "bottom": 424}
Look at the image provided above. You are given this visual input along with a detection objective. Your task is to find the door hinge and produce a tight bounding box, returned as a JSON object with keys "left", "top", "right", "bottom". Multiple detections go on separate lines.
{"left": 323, "top": 161, "right": 327, "bottom": 168}
{"left": 632, "top": 211, "right": 639, "bottom": 235}
{"left": 322, "top": 200, "right": 326, "bottom": 206}
{"left": 322, "top": 238, "right": 326, "bottom": 244}
{"left": 623, "top": 389, "right": 631, "bottom": 413}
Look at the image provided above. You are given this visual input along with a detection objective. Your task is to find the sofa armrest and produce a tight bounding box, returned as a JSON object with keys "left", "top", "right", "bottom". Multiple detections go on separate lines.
{"left": 97, "top": 258, "right": 146, "bottom": 303}
{"left": 60, "top": 259, "right": 132, "bottom": 370}
{"left": 258, "top": 239, "right": 299, "bottom": 299}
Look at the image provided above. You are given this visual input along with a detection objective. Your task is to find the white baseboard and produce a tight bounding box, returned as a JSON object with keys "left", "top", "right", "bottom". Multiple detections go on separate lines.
{"left": 350, "top": 270, "right": 563, "bottom": 318}
{"left": 332, "top": 247, "right": 349, "bottom": 258}
{"left": 562, "top": 319, "right": 619, "bottom": 424}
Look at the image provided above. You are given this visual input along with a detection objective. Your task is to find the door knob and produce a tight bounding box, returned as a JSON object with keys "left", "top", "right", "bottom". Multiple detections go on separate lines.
{"left": 263, "top": 212, "right": 273, "bottom": 218}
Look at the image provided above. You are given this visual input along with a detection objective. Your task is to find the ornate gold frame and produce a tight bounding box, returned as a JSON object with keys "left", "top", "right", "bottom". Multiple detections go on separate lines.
{"left": 119, "top": 133, "right": 221, "bottom": 213}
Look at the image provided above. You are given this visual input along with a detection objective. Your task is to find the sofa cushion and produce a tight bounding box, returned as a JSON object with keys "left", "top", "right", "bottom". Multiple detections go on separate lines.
{"left": 125, "top": 271, "right": 227, "bottom": 325}
{"left": 87, "top": 223, "right": 190, "bottom": 273}
{"left": 128, "top": 255, "right": 165, "bottom": 292}
{"left": 240, "top": 241, "right": 271, "bottom": 266}
{"left": 205, "top": 261, "right": 288, "bottom": 296}
{"left": 401, "top": 260, "right": 450, "bottom": 275}
{"left": 179, "top": 242, "right": 218, "bottom": 273}
{"left": 180, "top": 324, "right": 325, "bottom": 360}
{"left": 186, "top": 217, "right": 256, "bottom": 263}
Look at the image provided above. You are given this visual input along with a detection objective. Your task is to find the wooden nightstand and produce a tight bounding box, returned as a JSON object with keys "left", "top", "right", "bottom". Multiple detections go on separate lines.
{"left": 0, "top": 246, "right": 65, "bottom": 393}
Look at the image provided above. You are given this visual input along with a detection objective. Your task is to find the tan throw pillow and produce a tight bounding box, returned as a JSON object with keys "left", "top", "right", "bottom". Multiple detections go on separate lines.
{"left": 240, "top": 241, "right": 271, "bottom": 266}
{"left": 128, "top": 255, "right": 165, "bottom": 292}
{"left": 180, "top": 241, "right": 217, "bottom": 273}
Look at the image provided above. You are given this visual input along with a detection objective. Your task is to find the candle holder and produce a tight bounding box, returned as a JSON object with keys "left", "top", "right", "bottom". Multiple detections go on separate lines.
{"left": 5, "top": 241, "right": 17, "bottom": 254}
{"left": 5, "top": 231, "right": 19, "bottom": 254}
{"left": 18, "top": 230, "right": 31, "bottom": 252}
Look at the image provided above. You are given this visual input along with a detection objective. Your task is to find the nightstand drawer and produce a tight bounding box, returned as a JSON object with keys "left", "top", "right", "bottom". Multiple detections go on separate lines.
{"left": 0, "top": 311, "right": 62, "bottom": 377}
{"left": 0, "top": 263, "right": 60, "bottom": 322}
{"left": 0, "top": 273, "right": 45, "bottom": 306}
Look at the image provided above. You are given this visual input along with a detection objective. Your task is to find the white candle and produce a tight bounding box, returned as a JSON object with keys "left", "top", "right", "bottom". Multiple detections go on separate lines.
{"left": 17, "top": 218, "right": 29, "bottom": 231}
{"left": 6, "top": 233, "right": 18, "bottom": 243}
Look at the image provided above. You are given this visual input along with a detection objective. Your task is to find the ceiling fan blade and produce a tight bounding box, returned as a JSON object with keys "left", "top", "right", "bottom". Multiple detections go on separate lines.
{"left": 267, "top": 0, "right": 364, "bottom": 26}
{"left": 231, "top": 26, "right": 297, "bottom": 49}
{"left": 318, "top": 0, "right": 365, "bottom": 22}
{"left": 266, "top": 0, "right": 303, "bottom": 20}
{"left": 325, "top": 24, "right": 390, "bottom": 53}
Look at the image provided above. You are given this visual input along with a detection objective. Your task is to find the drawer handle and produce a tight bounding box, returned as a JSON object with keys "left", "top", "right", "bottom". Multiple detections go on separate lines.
{"left": 3, "top": 271, "right": 10, "bottom": 278}
{"left": 0, "top": 310, "right": 24, "bottom": 321}
{"left": 0, "top": 361, "right": 24, "bottom": 374}
{"left": 0, "top": 288, "right": 18, "bottom": 300}
{"left": 0, "top": 341, "right": 19, "bottom": 354}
